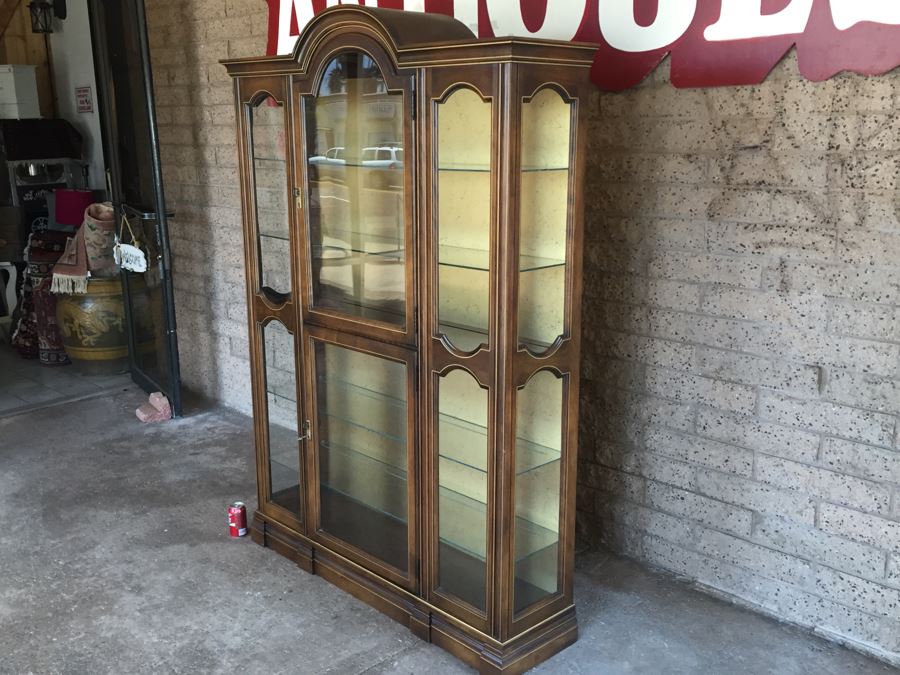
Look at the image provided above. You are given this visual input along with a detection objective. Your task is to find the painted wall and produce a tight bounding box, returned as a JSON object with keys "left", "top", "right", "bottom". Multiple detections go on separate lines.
{"left": 0, "top": 0, "right": 53, "bottom": 118}
{"left": 48, "top": 0, "right": 105, "bottom": 189}
{"left": 143, "top": 0, "right": 900, "bottom": 665}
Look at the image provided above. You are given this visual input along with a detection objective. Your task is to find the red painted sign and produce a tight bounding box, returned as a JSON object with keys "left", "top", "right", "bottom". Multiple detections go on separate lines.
{"left": 266, "top": 0, "right": 900, "bottom": 90}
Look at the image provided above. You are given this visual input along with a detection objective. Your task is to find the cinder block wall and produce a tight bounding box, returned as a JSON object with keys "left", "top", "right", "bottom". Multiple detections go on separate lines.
{"left": 578, "top": 61, "right": 900, "bottom": 664}
{"left": 144, "top": 1, "right": 900, "bottom": 664}
{"left": 146, "top": 0, "right": 263, "bottom": 412}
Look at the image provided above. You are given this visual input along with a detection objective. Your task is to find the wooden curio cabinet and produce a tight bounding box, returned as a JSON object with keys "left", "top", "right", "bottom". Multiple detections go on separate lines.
{"left": 223, "top": 7, "right": 593, "bottom": 673}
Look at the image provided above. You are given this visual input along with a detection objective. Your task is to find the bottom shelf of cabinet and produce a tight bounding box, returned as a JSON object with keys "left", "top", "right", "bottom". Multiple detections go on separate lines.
{"left": 270, "top": 459, "right": 302, "bottom": 515}
{"left": 320, "top": 484, "right": 409, "bottom": 573}
{"left": 438, "top": 538, "right": 559, "bottom": 614}
{"left": 251, "top": 509, "right": 578, "bottom": 675}
{"left": 272, "top": 478, "right": 559, "bottom": 614}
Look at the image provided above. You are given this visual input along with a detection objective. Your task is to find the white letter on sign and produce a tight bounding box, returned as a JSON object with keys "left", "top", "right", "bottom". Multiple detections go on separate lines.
{"left": 453, "top": 0, "right": 480, "bottom": 36}
{"left": 278, "top": 0, "right": 315, "bottom": 54}
{"left": 704, "top": 0, "right": 814, "bottom": 41}
{"left": 487, "top": 0, "right": 585, "bottom": 41}
{"left": 598, "top": 0, "right": 697, "bottom": 52}
{"left": 830, "top": 0, "right": 900, "bottom": 30}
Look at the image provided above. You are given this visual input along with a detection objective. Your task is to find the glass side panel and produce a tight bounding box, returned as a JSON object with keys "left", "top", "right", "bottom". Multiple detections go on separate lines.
{"left": 437, "top": 369, "right": 489, "bottom": 611}
{"left": 315, "top": 341, "right": 408, "bottom": 572}
{"left": 123, "top": 230, "right": 172, "bottom": 394}
{"left": 437, "top": 88, "right": 491, "bottom": 352}
{"left": 518, "top": 89, "right": 571, "bottom": 353}
{"left": 305, "top": 52, "right": 406, "bottom": 326}
{"left": 251, "top": 99, "right": 291, "bottom": 296}
{"left": 514, "top": 370, "right": 563, "bottom": 615}
{"left": 262, "top": 321, "right": 300, "bottom": 517}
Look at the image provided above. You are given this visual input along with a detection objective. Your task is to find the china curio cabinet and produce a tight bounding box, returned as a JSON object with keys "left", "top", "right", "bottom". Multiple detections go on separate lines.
{"left": 223, "top": 7, "right": 593, "bottom": 673}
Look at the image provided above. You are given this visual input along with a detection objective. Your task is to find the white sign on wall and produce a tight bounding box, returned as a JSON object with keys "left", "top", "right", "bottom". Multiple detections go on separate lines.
{"left": 75, "top": 86, "right": 92, "bottom": 114}
{"left": 265, "top": 0, "right": 900, "bottom": 90}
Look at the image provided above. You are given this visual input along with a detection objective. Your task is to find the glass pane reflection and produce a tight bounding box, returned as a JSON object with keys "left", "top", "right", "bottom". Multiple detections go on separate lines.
{"left": 305, "top": 53, "right": 406, "bottom": 326}
{"left": 124, "top": 218, "right": 171, "bottom": 391}
{"left": 315, "top": 341, "right": 409, "bottom": 572}
{"left": 251, "top": 100, "right": 291, "bottom": 295}
{"left": 263, "top": 320, "right": 301, "bottom": 516}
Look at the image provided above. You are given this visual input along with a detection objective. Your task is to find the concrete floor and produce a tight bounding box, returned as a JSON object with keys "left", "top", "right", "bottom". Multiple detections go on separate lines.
{"left": 1, "top": 389, "right": 896, "bottom": 675}
{"left": 0, "top": 342, "right": 131, "bottom": 418}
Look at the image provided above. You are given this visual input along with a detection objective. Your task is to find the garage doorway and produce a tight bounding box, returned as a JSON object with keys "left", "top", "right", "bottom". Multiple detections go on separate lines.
{"left": 0, "top": 0, "right": 181, "bottom": 417}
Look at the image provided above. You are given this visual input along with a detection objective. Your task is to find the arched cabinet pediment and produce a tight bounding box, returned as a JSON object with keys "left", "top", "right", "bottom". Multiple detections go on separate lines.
{"left": 223, "top": 6, "right": 594, "bottom": 673}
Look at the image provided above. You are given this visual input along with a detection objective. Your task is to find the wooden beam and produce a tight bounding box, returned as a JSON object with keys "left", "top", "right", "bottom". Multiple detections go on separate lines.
{"left": 0, "top": 0, "right": 22, "bottom": 40}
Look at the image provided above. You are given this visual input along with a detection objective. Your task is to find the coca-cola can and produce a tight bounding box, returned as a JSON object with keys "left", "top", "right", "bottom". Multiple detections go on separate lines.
{"left": 228, "top": 501, "right": 247, "bottom": 537}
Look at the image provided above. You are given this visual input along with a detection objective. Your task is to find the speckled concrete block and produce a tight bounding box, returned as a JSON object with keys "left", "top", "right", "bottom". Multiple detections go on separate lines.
{"left": 577, "top": 62, "right": 900, "bottom": 665}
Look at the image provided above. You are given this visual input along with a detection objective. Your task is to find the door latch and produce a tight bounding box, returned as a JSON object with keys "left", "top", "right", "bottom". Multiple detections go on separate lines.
{"left": 293, "top": 187, "right": 302, "bottom": 210}
{"left": 298, "top": 419, "right": 311, "bottom": 442}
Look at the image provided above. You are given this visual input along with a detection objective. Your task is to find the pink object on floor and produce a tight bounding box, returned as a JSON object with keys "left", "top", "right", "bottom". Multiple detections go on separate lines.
{"left": 136, "top": 391, "right": 172, "bottom": 423}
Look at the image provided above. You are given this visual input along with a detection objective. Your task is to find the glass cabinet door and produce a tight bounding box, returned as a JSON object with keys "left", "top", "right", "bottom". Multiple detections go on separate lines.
{"left": 511, "top": 85, "right": 576, "bottom": 619}
{"left": 513, "top": 370, "right": 565, "bottom": 614}
{"left": 307, "top": 332, "right": 415, "bottom": 584}
{"left": 244, "top": 83, "right": 302, "bottom": 527}
{"left": 428, "top": 76, "right": 496, "bottom": 627}
{"left": 250, "top": 96, "right": 291, "bottom": 299}
{"left": 302, "top": 52, "right": 410, "bottom": 332}
{"left": 435, "top": 87, "right": 493, "bottom": 353}
{"left": 436, "top": 368, "right": 490, "bottom": 612}
{"left": 262, "top": 320, "right": 302, "bottom": 519}
{"left": 517, "top": 88, "right": 572, "bottom": 353}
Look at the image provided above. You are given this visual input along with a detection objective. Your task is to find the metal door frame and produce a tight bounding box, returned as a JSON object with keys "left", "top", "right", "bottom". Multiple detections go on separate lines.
{"left": 87, "top": 0, "right": 182, "bottom": 415}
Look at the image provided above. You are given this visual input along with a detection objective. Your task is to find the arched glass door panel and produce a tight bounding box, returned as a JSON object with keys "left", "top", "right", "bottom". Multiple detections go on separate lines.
{"left": 517, "top": 88, "right": 572, "bottom": 353}
{"left": 250, "top": 98, "right": 291, "bottom": 297}
{"left": 304, "top": 52, "right": 407, "bottom": 326}
{"left": 435, "top": 87, "right": 492, "bottom": 353}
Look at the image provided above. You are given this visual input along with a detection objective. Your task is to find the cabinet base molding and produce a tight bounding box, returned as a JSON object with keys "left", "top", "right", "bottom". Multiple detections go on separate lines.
{"left": 252, "top": 511, "right": 578, "bottom": 674}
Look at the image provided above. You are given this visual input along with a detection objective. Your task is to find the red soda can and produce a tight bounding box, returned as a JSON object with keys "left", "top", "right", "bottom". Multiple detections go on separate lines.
{"left": 228, "top": 501, "right": 247, "bottom": 537}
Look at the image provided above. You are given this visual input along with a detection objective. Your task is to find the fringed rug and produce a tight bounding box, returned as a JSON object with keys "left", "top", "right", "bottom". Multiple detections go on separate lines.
{"left": 12, "top": 231, "right": 70, "bottom": 366}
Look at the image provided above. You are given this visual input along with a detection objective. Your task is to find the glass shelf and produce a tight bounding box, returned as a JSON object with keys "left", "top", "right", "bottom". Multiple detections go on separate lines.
{"left": 438, "top": 163, "right": 568, "bottom": 173}
{"left": 319, "top": 377, "right": 559, "bottom": 477}
{"left": 309, "top": 161, "right": 402, "bottom": 170}
{"left": 271, "top": 458, "right": 299, "bottom": 486}
{"left": 319, "top": 483, "right": 408, "bottom": 573}
{"left": 438, "top": 324, "right": 488, "bottom": 351}
{"left": 269, "top": 448, "right": 300, "bottom": 515}
{"left": 437, "top": 322, "right": 553, "bottom": 353}
{"left": 439, "top": 486, "right": 558, "bottom": 562}
{"left": 322, "top": 408, "right": 405, "bottom": 445}
{"left": 267, "top": 387, "right": 296, "bottom": 406}
{"left": 260, "top": 231, "right": 290, "bottom": 242}
{"left": 439, "top": 245, "right": 564, "bottom": 272}
{"left": 320, "top": 438, "right": 408, "bottom": 521}
{"left": 308, "top": 226, "right": 404, "bottom": 262}
{"left": 321, "top": 481, "right": 407, "bottom": 523}
{"left": 440, "top": 413, "right": 560, "bottom": 475}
